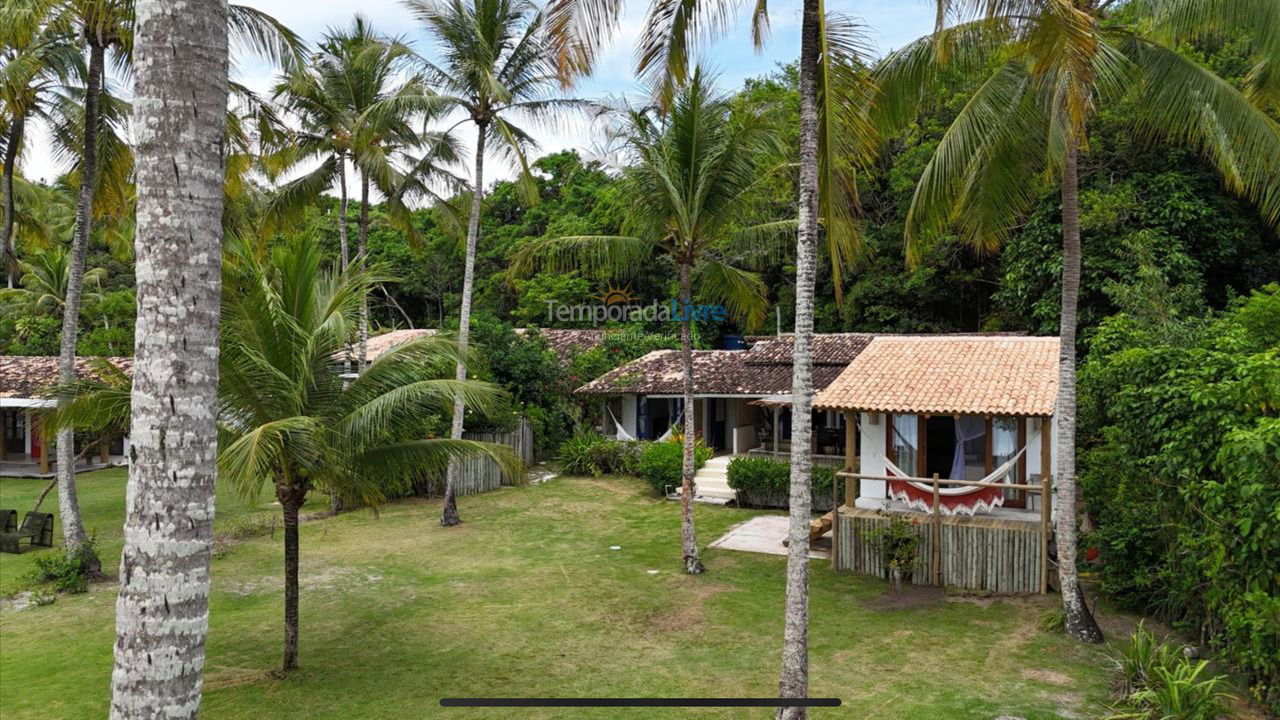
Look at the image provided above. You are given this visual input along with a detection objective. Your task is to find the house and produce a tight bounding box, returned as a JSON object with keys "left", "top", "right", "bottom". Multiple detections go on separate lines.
{"left": 576, "top": 333, "right": 874, "bottom": 461}
{"left": 1, "top": 355, "right": 134, "bottom": 477}
{"left": 814, "top": 335, "right": 1060, "bottom": 594}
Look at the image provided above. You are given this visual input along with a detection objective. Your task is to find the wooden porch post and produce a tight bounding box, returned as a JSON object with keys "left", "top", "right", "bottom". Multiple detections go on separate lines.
{"left": 931, "top": 473, "right": 942, "bottom": 586}
{"left": 772, "top": 407, "right": 780, "bottom": 457}
{"left": 100, "top": 438, "right": 110, "bottom": 464}
{"left": 843, "top": 410, "right": 857, "bottom": 506}
{"left": 0, "top": 411, "right": 7, "bottom": 461}
{"left": 1040, "top": 416, "right": 1053, "bottom": 594}
{"left": 38, "top": 419, "right": 49, "bottom": 474}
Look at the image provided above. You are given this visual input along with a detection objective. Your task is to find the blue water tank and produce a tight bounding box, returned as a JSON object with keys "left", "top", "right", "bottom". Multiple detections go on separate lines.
{"left": 722, "top": 334, "right": 746, "bottom": 350}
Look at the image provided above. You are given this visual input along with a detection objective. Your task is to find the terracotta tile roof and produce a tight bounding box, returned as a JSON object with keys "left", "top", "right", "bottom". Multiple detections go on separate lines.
{"left": 337, "top": 329, "right": 439, "bottom": 364}
{"left": 576, "top": 334, "right": 866, "bottom": 396}
{"left": 813, "top": 336, "right": 1059, "bottom": 416}
{"left": 0, "top": 355, "right": 134, "bottom": 399}
{"left": 517, "top": 328, "right": 606, "bottom": 363}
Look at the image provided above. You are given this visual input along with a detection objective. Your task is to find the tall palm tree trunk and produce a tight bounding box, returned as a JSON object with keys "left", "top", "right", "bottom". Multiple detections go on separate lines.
{"left": 109, "top": 0, "right": 228, "bottom": 714}
{"left": 338, "top": 150, "right": 350, "bottom": 269}
{"left": 277, "top": 480, "right": 306, "bottom": 671}
{"left": 776, "top": 0, "right": 821, "bottom": 714}
{"left": 1055, "top": 137, "right": 1104, "bottom": 644}
{"left": 55, "top": 41, "right": 105, "bottom": 574}
{"left": 357, "top": 173, "right": 370, "bottom": 374}
{"left": 3, "top": 114, "right": 24, "bottom": 289}
{"left": 677, "top": 262, "right": 705, "bottom": 575}
{"left": 441, "top": 125, "right": 486, "bottom": 527}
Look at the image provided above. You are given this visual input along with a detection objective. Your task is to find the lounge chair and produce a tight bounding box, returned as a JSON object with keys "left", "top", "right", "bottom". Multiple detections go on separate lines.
{"left": 0, "top": 512, "right": 55, "bottom": 554}
{"left": 0, "top": 509, "right": 16, "bottom": 533}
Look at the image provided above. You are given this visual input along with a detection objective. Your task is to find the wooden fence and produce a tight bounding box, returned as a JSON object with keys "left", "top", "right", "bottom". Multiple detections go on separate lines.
{"left": 425, "top": 417, "right": 534, "bottom": 497}
{"left": 834, "top": 507, "right": 1044, "bottom": 594}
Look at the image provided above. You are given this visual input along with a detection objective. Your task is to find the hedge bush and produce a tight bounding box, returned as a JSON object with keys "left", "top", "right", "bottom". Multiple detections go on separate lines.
{"left": 558, "top": 432, "right": 644, "bottom": 477}
{"left": 726, "top": 456, "right": 834, "bottom": 510}
{"left": 637, "top": 439, "right": 710, "bottom": 494}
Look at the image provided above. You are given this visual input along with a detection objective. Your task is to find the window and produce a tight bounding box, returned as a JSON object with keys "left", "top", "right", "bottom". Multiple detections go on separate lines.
{"left": 993, "top": 417, "right": 1023, "bottom": 504}
{"left": 888, "top": 413, "right": 918, "bottom": 477}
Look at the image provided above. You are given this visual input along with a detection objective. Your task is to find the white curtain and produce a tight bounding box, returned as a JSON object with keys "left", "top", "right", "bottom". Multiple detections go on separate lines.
{"left": 891, "top": 414, "right": 918, "bottom": 476}
{"left": 949, "top": 416, "right": 987, "bottom": 480}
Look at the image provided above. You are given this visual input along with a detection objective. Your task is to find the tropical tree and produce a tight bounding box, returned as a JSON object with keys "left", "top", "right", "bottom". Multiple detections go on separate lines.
{"left": 405, "top": 0, "right": 580, "bottom": 526}
{"left": 270, "top": 16, "right": 459, "bottom": 371}
{"left": 106, "top": 0, "right": 228, "bottom": 714}
{"left": 60, "top": 238, "right": 521, "bottom": 673}
{"left": 3, "top": 244, "right": 106, "bottom": 312}
{"left": 873, "top": 0, "right": 1280, "bottom": 643}
{"left": 512, "top": 69, "right": 776, "bottom": 573}
{"left": 30, "top": 0, "right": 303, "bottom": 575}
{"left": 0, "top": 0, "right": 81, "bottom": 288}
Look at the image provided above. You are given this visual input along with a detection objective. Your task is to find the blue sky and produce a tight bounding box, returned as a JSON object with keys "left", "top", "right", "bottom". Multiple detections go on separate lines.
{"left": 24, "top": 0, "right": 936, "bottom": 193}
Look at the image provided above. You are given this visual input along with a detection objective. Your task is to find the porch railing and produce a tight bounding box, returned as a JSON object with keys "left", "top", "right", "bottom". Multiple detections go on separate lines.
{"left": 831, "top": 470, "right": 1054, "bottom": 594}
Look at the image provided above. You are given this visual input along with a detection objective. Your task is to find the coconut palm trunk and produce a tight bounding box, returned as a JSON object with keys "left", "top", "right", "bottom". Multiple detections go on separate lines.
{"left": 338, "top": 149, "right": 351, "bottom": 269}
{"left": 357, "top": 172, "right": 370, "bottom": 373}
{"left": 108, "top": 0, "right": 229, "bottom": 714}
{"left": 1054, "top": 137, "right": 1103, "bottom": 644}
{"left": 441, "top": 125, "right": 486, "bottom": 527}
{"left": 776, "top": 0, "right": 821, "bottom": 715}
{"left": 54, "top": 40, "right": 106, "bottom": 574}
{"left": 3, "top": 114, "right": 23, "bottom": 289}
{"left": 677, "top": 261, "right": 705, "bottom": 574}
{"left": 277, "top": 476, "right": 307, "bottom": 671}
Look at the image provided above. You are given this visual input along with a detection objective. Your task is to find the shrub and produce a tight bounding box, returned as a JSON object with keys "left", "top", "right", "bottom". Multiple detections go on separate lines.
{"left": 1107, "top": 624, "right": 1236, "bottom": 720}
{"left": 726, "top": 457, "right": 834, "bottom": 509}
{"left": 558, "top": 432, "right": 644, "bottom": 477}
{"left": 637, "top": 439, "right": 710, "bottom": 494}
{"left": 865, "top": 515, "right": 920, "bottom": 592}
{"left": 27, "top": 538, "right": 98, "bottom": 594}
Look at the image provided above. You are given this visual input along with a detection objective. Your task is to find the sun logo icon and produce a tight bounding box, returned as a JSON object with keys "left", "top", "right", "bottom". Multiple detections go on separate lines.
{"left": 594, "top": 282, "right": 637, "bottom": 305}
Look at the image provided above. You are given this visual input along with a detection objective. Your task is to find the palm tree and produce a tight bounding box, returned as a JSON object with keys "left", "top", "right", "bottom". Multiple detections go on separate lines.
{"left": 0, "top": 0, "right": 81, "bottom": 288}
{"left": 31, "top": 0, "right": 303, "bottom": 576}
{"left": 512, "top": 69, "right": 776, "bottom": 573}
{"left": 60, "top": 239, "right": 521, "bottom": 674}
{"left": 105, "top": 0, "right": 229, "bottom": 713}
{"left": 270, "top": 17, "right": 459, "bottom": 372}
{"left": 405, "top": 0, "right": 580, "bottom": 527}
{"left": 874, "top": 0, "right": 1280, "bottom": 643}
{"left": 3, "top": 244, "right": 106, "bottom": 311}
{"left": 218, "top": 239, "right": 518, "bottom": 671}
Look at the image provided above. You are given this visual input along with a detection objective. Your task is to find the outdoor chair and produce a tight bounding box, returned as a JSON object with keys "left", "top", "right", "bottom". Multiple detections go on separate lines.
{"left": 0, "top": 512, "right": 55, "bottom": 554}
{"left": 0, "top": 509, "right": 16, "bottom": 533}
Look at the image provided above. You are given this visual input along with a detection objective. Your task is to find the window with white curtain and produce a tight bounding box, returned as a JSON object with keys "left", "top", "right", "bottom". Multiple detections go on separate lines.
{"left": 891, "top": 414, "right": 918, "bottom": 477}
{"left": 993, "top": 417, "right": 1020, "bottom": 499}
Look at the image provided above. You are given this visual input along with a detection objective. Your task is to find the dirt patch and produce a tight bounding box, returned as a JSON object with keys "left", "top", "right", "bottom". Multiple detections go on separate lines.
{"left": 646, "top": 581, "right": 731, "bottom": 633}
{"left": 203, "top": 667, "right": 275, "bottom": 691}
{"left": 863, "top": 585, "right": 945, "bottom": 611}
{"left": 224, "top": 566, "right": 384, "bottom": 596}
{"left": 1022, "top": 668, "right": 1074, "bottom": 686}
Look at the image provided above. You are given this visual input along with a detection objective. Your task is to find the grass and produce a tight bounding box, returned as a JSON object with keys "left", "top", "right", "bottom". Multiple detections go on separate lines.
{"left": 0, "top": 470, "right": 1117, "bottom": 719}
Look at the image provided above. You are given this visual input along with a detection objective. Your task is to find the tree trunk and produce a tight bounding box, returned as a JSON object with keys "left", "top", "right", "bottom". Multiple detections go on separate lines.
{"left": 109, "top": 1, "right": 228, "bottom": 716}
{"left": 338, "top": 149, "right": 350, "bottom": 270}
{"left": 776, "top": 0, "right": 821, "bottom": 715}
{"left": 3, "top": 113, "right": 24, "bottom": 289}
{"left": 441, "top": 125, "right": 486, "bottom": 527}
{"left": 55, "top": 41, "right": 106, "bottom": 575}
{"left": 278, "top": 482, "right": 306, "bottom": 672}
{"left": 677, "top": 262, "right": 705, "bottom": 575}
{"left": 357, "top": 172, "right": 370, "bottom": 374}
{"left": 1055, "top": 135, "right": 1104, "bottom": 644}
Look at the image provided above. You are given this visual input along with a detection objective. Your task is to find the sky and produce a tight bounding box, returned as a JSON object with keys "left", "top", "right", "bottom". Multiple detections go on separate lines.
{"left": 21, "top": 0, "right": 936, "bottom": 197}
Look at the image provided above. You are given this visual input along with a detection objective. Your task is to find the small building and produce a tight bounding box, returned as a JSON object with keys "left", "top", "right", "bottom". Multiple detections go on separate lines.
{"left": 0, "top": 355, "right": 133, "bottom": 477}
{"left": 814, "top": 335, "right": 1060, "bottom": 594}
{"left": 576, "top": 334, "right": 874, "bottom": 463}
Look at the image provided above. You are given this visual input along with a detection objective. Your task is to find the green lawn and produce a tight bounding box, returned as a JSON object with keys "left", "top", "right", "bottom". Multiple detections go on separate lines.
{"left": 0, "top": 470, "right": 1119, "bottom": 719}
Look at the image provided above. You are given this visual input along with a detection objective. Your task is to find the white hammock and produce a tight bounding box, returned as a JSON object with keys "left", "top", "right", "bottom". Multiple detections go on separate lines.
{"left": 655, "top": 404, "right": 685, "bottom": 442}
{"left": 875, "top": 446, "right": 1028, "bottom": 516}
{"left": 606, "top": 405, "right": 637, "bottom": 441}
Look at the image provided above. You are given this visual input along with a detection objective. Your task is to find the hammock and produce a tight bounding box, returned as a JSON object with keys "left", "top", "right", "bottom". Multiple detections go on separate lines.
{"left": 876, "top": 446, "right": 1027, "bottom": 516}
{"left": 605, "top": 404, "right": 637, "bottom": 441}
{"left": 655, "top": 404, "right": 685, "bottom": 442}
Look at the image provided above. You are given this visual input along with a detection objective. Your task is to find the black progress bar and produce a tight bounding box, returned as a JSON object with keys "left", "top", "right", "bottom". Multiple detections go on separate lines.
{"left": 440, "top": 698, "right": 841, "bottom": 708}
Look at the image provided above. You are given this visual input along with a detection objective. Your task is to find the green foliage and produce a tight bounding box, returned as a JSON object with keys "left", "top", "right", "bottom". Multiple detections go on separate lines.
{"left": 636, "top": 438, "right": 710, "bottom": 495}
{"left": 725, "top": 456, "right": 834, "bottom": 507}
{"left": 1080, "top": 286, "right": 1280, "bottom": 709}
{"left": 26, "top": 538, "right": 98, "bottom": 594}
{"left": 1038, "top": 608, "right": 1067, "bottom": 634}
{"left": 557, "top": 432, "right": 643, "bottom": 477}
{"left": 864, "top": 516, "right": 921, "bottom": 589}
{"left": 1107, "top": 625, "right": 1236, "bottom": 720}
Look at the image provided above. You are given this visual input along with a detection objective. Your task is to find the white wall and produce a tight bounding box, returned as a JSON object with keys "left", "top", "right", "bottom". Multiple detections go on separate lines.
{"left": 621, "top": 395, "right": 638, "bottom": 438}
{"left": 859, "top": 412, "right": 887, "bottom": 500}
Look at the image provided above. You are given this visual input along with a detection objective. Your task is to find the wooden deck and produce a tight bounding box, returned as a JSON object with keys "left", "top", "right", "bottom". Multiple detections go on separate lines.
{"left": 833, "top": 505, "right": 1045, "bottom": 595}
